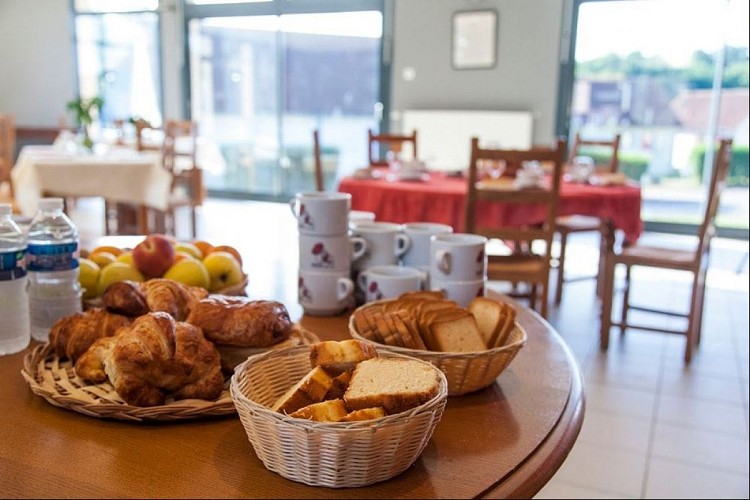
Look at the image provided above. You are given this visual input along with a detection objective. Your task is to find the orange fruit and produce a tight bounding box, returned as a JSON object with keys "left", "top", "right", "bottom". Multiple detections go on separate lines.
{"left": 193, "top": 240, "right": 215, "bottom": 258}
{"left": 211, "top": 244, "right": 243, "bottom": 267}
{"left": 88, "top": 251, "right": 118, "bottom": 268}
{"left": 90, "top": 245, "right": 124, "bottom": 257}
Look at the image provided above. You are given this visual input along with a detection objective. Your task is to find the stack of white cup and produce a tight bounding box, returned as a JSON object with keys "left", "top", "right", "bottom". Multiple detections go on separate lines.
{"left": 290, "top": 192, "right": 365, "bottom": 316}
{"left": 400, "top": 222, "right": 454, "bottom": 288}
{"left": 429, "top": 233, "right": 488, "bottom": 307}
{"left": 350, "top": 221, "right": 423, "bottom": 303}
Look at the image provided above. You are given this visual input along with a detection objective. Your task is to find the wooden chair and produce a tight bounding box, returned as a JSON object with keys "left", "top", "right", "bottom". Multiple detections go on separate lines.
{"left": 368, "top": 129, "right": 418, "bottom": 167}
{"left": 599, "top": 138, "right": 733, "bottom": 364}
{"left": 161, "top": 119, "right": 203, "bottom": 238}
{"left": 313, "top": 129, "right": 324, "bottom": 191}
{"left": 465, "top": 137, "right": 566, "bottom": 318}
{"left": 0, "top": 114, "right": 19, "bottom": 212}
{"left": 554, "top": 132, "right": 622, "bottom": 305}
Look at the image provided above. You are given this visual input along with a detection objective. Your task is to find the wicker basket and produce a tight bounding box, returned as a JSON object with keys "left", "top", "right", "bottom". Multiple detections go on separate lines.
{"left": 230, "top": 345, "right": 448, "bottom": 488}
{"left": 348, "top": 303, "right": 527, "bottom": 396}
{"left": 21, "top": 342, "right": 235, "bottom": 422}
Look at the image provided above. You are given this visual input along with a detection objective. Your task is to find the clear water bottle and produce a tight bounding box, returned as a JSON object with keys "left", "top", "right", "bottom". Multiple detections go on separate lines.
{"left": 26, "top": 198, "right": 82, "bottom": 342}
{"left": 0, "top": 203, "right": 31, "bottom": 355}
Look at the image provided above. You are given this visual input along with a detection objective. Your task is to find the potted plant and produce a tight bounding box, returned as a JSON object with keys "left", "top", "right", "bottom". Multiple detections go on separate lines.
{"left": 66, "top": 96, "right": 104, "bottom": 150}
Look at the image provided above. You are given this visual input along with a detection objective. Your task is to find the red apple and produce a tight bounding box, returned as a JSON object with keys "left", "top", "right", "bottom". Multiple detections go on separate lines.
{"left": 132, "top": 234, "right": 175, "bottom": 278}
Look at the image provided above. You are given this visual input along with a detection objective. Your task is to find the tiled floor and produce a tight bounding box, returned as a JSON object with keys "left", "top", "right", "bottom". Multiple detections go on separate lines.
{"left": 70, "top": 197, "right": 749, "bottom": 499}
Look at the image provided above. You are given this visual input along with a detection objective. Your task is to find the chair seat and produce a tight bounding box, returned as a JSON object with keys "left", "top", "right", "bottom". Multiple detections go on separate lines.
{"left": 487, "top": 254, "right": 549, "bottom": 281}
{"left": 555, "top": 214, "right": 602, "bottom": 232}
{"left": 618, "top": 245, "right": 698, "bottom": 270}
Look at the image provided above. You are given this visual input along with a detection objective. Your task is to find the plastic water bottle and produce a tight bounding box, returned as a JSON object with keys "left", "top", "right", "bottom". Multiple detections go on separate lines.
{"left": 26, "top": 198, "right": 82, "bottom": 342}
{"left": 0, "top": 203, "right": 31, "bottom": 355}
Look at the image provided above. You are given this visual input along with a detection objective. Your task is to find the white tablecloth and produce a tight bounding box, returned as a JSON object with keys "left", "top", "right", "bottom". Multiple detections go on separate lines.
{"left": 12, "top": 145, "right": 173, "bottom": 217}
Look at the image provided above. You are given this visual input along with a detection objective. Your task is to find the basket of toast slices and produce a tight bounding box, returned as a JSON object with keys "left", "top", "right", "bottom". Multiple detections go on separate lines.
{"left": 230, "top": 339, "right": 448, "bottom": 488}
{"left": 348, "top": 291, "right": 527, "bottom": 396}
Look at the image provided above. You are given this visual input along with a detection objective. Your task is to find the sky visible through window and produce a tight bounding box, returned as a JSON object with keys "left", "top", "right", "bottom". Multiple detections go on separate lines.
{"left": 576, "top": 0, "right": 749, "bottom": 66}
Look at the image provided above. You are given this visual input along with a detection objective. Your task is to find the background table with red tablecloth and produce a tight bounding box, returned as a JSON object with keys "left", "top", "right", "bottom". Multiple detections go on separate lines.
{"left": 337, "top": 171, "right": 643, "bottom": 243}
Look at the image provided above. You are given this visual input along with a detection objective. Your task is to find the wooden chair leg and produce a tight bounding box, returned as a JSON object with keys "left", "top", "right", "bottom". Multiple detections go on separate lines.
{"left": 554, "top": 230, "right": 568, "bottom": 305}
{"left": 694, "top": 270, "right": 708, "bottom": 346}
{"left": 685, "top": 270, "right": 705, "bottom": 363}
{"left": 190, "top": 205, "right": 197, "bottom": 239}
{"left": 620, "top": 265, "right": 632, "bottom": 335}
{"left": 540, "top": 280, "right": 549, "bottom": 319}
{"left": 599, "top": 252, "right": 615, "bottom": 351}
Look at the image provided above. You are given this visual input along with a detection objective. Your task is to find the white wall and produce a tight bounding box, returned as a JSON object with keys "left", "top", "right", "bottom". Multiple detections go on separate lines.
{"left": 0, "top": 0, "right": 566, "bottom": 142}
{"left": 391, "top": 0, "right": 565, "bottom": 144}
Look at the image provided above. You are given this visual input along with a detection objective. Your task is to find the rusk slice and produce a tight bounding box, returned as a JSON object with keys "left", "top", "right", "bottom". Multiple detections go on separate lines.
{"left": 271, "top": 366, "right": 334, "bottom": 414}
{"left": 492, "top": 303, "right": 517, "bottom": 348}
{"left": 289, "top": 399, "right": 349, "bottom": 422}
{"left": 344, "top": 358, "right": 440, "bottom": 415}
{"left": 430, "top": 312, "right": 487, "bottom": 352}
{"left": 309, "top": 339, "right": 378, "bottom": 375}
{"left": 468, "top": 297, "right": 504, "bottom": 347}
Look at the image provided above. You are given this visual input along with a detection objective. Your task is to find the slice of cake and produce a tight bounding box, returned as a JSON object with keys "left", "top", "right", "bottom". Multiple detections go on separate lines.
{"left": 344, "top": 358, "right": 440, "bottom": 415}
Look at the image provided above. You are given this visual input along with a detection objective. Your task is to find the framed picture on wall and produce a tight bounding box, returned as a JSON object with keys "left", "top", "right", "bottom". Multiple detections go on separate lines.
{"left": 451, "top": 9, "right": 498, "bottom": 70}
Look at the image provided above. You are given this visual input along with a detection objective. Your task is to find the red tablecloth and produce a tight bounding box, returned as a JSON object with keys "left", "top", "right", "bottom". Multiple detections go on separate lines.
{"left": 337, "top": 171, "right": 643, "bottom": 243}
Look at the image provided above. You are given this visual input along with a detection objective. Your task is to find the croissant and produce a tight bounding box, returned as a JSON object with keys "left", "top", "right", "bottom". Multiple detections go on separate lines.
{"left": 186, "top": 296, "right": 293, "bottom": 347}
{"left": 75, "top": 312, "right": 224, "bottom": 407}
{"left": 49, "top": 308, "right": 132, "bottom": 362}
{"left": 102, "top": 278, "right": 209, "bottom": 320}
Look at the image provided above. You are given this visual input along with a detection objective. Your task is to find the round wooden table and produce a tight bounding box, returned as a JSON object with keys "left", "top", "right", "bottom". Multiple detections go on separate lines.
{"left": 0, "top": 287, "right": 583, "bottom": 498}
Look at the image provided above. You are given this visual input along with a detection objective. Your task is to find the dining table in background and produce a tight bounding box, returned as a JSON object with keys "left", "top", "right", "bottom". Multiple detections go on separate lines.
{"left": 0, "top": 283, "right": 585, "bottom": 498}
{"left": 11, "top": 144, "right": 173, "bottom": 233}
{"left": 337, "top": 169, "right": 644, "bottom": 244}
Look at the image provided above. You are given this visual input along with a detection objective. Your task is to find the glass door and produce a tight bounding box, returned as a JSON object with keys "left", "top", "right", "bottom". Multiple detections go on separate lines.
{"left": 569, "top": 0, "right": 749, "bottom": 234}
{"left": 187, "top": 6, "right": 383, "bottom": 200}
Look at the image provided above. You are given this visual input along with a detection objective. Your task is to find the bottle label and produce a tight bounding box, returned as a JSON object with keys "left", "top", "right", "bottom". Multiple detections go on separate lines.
{"left": 26, "top": 242, "right": 79, "bottom": 272}
{"left": 0, "top": 250, "right": 27, "bottom": 281}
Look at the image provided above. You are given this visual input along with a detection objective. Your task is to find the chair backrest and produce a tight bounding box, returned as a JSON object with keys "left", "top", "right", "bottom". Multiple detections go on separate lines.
{"left": 0, "top": 114, "right": 17, "bottom": 199}
{"left": 568, "top": 132, "right": 621, "bottom": 173}
{"left": 465, "top": 137, "right": 566, "bottom": 256}
{"left": 368, "top": 129, "right": 418, "bottom": 167}
{"left": 134, "top": 119, "right": 162, "bottom": 152}
{"left": 313, "top": 129, "right": 324, "bottom": 191}
{"left": 162, "top": 119, "right": 198, "bottom": 174}
{"left": 697, "top": 138, "right": 733, "bottom": 254}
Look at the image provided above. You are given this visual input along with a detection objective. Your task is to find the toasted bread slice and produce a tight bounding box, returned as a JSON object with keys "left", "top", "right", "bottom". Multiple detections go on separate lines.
{"left": 289, "top": 398, "right": 349, "bottom": 422}
{"left": 430, "top": 312, "right": 487, "bottom": 353}
{"left": 309, "top": 339, "right": 378, "bottom": 375}
{"left": 468, "top": 297, "right": 504, "bottom": 347}
{"left": 492, "top": 303, "right": 517, "bottom": 348}
{"left": 398, "top": 290, "right": 445, "bottom": 301}
{"left": 344, "top": 358, "right": 440, "bottom": 415}
{"left": 272, "top": 366, "right": 334, "bottom": 414}
{"left": 393, "top": 310, "right": 427, "bottom": 350}
{"left": 339, "top": 406, "right": 387, "bottom": 422}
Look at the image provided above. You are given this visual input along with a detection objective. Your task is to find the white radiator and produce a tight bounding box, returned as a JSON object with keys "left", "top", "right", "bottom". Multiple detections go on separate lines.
{"left": 400, "top": 109, "right": 533, "bottom": 170}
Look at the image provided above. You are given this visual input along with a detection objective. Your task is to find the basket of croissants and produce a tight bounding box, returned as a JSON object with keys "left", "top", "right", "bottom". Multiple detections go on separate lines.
{"left": 21, "top": 278, "right": 319, "bottom": 422}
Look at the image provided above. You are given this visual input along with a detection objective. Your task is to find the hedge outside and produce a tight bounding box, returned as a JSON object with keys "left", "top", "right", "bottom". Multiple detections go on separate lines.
{"left": 691, "top": 143, "right": 749, "bottom": 187}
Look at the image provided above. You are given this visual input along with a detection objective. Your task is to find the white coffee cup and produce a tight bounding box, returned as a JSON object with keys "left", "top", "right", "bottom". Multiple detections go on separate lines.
{"left": 349, "top": 210, "right": 376, "bottom": 225}
{"left": 298, "top": 234, "right": 367, "bottom": 272}
{"left": 357, "top": 265, "right": 425, "bottom": 302}
{"left": 289, "top": 192, "right": 351, "bottom": 235}
{"left": 298, "top": 269, "right": 354, "bottom": 316}
{"left": 350, "top": 221, "right": 411, "bottom": 271}
{"left": 430, "top": 233, "right": 487, "bottom": 281}
{"left": 401, "top": 222, "right": 453, "bottom": 268}
{"left": 430, "top": 277, "right": 486, "bottom": 308}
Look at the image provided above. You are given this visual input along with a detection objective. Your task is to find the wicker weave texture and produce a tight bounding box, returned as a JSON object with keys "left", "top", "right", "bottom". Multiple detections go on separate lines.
{"left": 348, "top": 308, "right": 527, "bottom": 396}
{"left": 21, "top": 342, "right": 235, "bottom": 422}
{"left": 230, "top": 345, "right": 448, "bottom": 488}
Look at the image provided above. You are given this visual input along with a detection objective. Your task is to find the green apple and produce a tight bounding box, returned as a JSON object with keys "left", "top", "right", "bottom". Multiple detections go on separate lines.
{"left": 202, "top": 251, "right": 244, "bottom": 292}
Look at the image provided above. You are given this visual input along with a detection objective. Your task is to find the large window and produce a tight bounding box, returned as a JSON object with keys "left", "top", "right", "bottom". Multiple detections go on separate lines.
{"left": 186, "top": 2, "right": 385, "bottom": 200}
{"left": 569, "top": 0, "right": 749, "bottom": 234}
{"left": 73, "top": 1, "right": 162, "bottom": 128}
